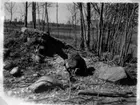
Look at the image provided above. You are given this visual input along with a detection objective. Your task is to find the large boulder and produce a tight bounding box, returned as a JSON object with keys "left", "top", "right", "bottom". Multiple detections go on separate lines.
{"left": 95, "top": 63, "right": 127, "bottom": 83}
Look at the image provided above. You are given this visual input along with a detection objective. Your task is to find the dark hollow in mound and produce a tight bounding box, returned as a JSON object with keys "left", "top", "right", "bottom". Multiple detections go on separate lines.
{"left": 85, "top": 67, "right": 95, "bottom": 76}
{"left": 65, "top": 52, "right": 95, "bottom": 77}
{"left": 65, "top": 52, "right": 87, "bottom": 77}
{"left": 39, "top": 33, "right": 68, "bottom": 59}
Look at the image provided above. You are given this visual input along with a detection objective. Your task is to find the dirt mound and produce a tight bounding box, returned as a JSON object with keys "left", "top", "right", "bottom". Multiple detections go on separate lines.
{"left": 4, "top": 28, "right": 69, "bottom": 70}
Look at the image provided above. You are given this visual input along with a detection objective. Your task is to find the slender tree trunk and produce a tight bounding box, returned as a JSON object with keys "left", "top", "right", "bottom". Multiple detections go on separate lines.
{"left": 24, "top": 2, "right": 28, "bottom": 27}
{"left": 42, "top": 4, "right": 45, "bottom": 31}
{"left": 74, "top": 4, "right": 77, "bottom": 48}
{"left": 125, "top": 27, "right": 133, "bottom": 55}
{"left": 37, "top": 3, "right": 40, "bottom": 29}
{"left": 32, "top": 2, "right": 36, "bottom": 29}
{"left": 10, "top": 8, "right": 13, "bottom": 22}
{"left": 79, "top": 3, "right": 85, "bottom": 50}
{"left": 56, "top": 3, "right": 59, "bottom": 36}
{"left": 86, "top": 3, "right": 91, "bottom": 50}
{"left": 106, "top": 23, "right": 110, "bottom": 52}
{"left": 10, "top": 4, "right": 13, "bottom": 22}
{"left": 107, "top": 16, "right": 116, "bottom": 52}
{"left": 45, "top": 3, "right": 49, "bottom": 32}
{"left": 11, "top": 13, "right": 12, "bottom": 22}
{"left": 83, "top": 14, "right": 87, "bottom": 50}
{"left": 10, "top": 9, "right": 12, "bottom": 25}
{"left": 98, "top": 3, "right": 104, "bottom": 56}
{"left": 111, "top": 16, "right": 122, "bottom": 57}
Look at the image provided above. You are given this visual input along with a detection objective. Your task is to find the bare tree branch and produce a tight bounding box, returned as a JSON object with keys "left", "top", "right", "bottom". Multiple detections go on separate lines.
{"left": 91, "top": 3, "right": 100, "bottom": 15}
{"left": 5, "top": 2, "right": 17, "bottom": 21}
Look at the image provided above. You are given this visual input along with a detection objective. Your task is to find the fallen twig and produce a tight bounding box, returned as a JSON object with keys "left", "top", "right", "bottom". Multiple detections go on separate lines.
{"left": 78, "top": 90, "right": 135, "bottom": 98}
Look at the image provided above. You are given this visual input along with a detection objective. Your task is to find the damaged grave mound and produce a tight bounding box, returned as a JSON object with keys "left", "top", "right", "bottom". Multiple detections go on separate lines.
{"left": 3, "top": 28, "right": 136, "bottom": 104}
{"left": 4, "top": 27, "right": 94, "bottom": 78}
{"left": 4, "top": 27, "right": 71, "bottom": 70}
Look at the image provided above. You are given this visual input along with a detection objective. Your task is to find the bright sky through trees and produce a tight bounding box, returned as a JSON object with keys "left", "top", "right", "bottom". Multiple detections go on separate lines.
{"left": 4, "top": 3, "right": 72, "bottom": 24}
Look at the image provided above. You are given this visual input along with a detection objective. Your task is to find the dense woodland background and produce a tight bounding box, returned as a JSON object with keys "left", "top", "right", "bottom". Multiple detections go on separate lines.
{"left": 4, "top": 2, "right": 138, "bottom": 67}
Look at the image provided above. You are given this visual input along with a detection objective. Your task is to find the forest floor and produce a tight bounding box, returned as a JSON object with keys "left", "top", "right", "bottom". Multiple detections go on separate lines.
{"left": 3, "top": 30, "right": 137, "bottom": 105}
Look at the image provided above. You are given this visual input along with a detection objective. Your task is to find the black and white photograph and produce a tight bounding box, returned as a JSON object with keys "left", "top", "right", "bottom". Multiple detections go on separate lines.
{"left": 2, "top": 1, "right": 138, "bottom": 105}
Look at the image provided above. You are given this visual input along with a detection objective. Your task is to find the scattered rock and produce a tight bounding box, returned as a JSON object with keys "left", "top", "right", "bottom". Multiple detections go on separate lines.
{"left": 33, "top": 73, "right": 40, "bottom": 77}
{"left": 55, "top": 56, "right": 64, "bottom": 64}
{"left": 21, "top": 27, "right": 27, "bottom": 33}
{"left": 27, "top": 37, "right": 30, "bottom": 42}
{"left": 31, "top": 53, "right": 40, "bottom": 63}
{"left": 10, "top": 67, "right": 22, "bottom": 77}
{"left": 21, "top": 76, "right": 25, "bottom": 79}
{"left": 83, "top": 58, "right": 92, "bottom": 65}
{"left": 31, "top": 53, "right": 45, "bottom": 63}
{"left": 29, "top": 76, "right": 64, "bottom": 93}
